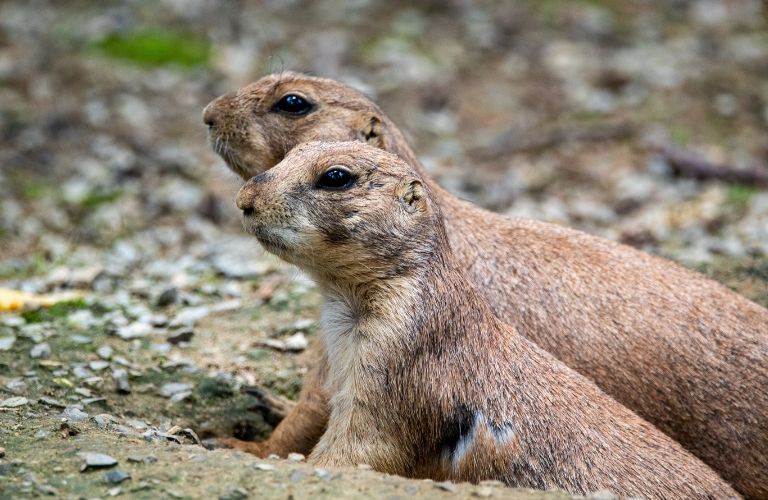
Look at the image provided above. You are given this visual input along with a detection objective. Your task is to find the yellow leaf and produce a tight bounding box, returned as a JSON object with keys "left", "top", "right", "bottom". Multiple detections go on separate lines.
{"left": 0, "top": 288, "right": 83, "bottom": 312}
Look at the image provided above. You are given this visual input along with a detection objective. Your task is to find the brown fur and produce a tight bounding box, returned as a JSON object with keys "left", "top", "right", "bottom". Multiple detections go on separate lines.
{"left": 234, "top": 141, "right": 738, "bottom": 499}
{"left": 204, "top": 72, "right": 768, "bottom": 498}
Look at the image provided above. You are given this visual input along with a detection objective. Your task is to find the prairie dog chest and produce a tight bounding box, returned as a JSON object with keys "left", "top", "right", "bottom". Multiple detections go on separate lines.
{"left": 319, "top": 294, "right": 405, "bottom": 399}
{"left": 320, "top": 296, "right": 362, "bottom": 395}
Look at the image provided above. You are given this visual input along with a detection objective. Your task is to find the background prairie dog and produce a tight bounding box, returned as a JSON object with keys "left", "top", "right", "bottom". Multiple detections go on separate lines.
{"left": 234, "top": 140, "right": 738, "bottom": 499}
{"left": 205, "top": 72, "right": 768, "bottom": 498}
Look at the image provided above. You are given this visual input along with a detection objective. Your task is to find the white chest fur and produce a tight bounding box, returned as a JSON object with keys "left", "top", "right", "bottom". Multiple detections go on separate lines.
{"left": 320, "top": 295, "right": 362, "bottom": 397}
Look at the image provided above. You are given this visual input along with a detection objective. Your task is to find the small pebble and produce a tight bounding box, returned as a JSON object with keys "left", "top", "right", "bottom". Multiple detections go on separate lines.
{"left": 78, "top": 452, "right": 118, "bottom": 471}
{"left": 89, "top": 360, "right": 110, "bottom": 371}
{"left": 473, "top": 486, "right": 493, "bottom": 498}
{"left": 112, "top": 368, "right": 131, "bottom": 394}
{"left": 38, "top": 397, "right": 66, "bottom": 408}
{"left": 314, "top": 468, "right": 331, "bottom": 480}
{"left": 166, "top": 327, "right": 194, "bottom": 345}
{"left": 0, "top": 335, "right": 16, "bottom": 351}
{"left": 74, "top": 387, "right": 93, "bottom": 398}
{"left": 127, "top": 454, "right": 157, "bottom": 465}
{"left": 103, "top": 469, "right": 131, "bottom": 484}
{"left": 62, "top": 406, "right": 89, "bottom": 422}
{"left": 219, "top": 487, "right": 248, "bottom": 500}
{"left": 4, "top": 378, "right": 27, "bottom": 394}
{"left": 286, "top": 453, "right": 305, "bottom": 462}
{"left": 116, "top": 322, "right": 153, "bottom": 340}
{"left": 2, "top": 315, "right": 25, "bottom": 327}
{"left": 93, "top": 414, "right": 118, "bottom": 428}
{"left": 126, "top": 418, "right": 148, "bottom": 430}
{"left": 107, "top": 487, "right": 122, "bottom": 497}
{"left": 254, "top": 463, "right": 275, "bottom": 471}
{"left": 283, "top": 332, "right": 308, "bottom": 351}
{"left": 156, "top": 286, "right": 179, "bottom": 307}
{"left": 435, "top": 481, "right": 458, "bottom": 493}
{"left": 97, "top": 345, "right": 113, "bottom": 360}
{"left": 159, "top": 382, "right": 193, "bottom": 398}
{"left": 33, "top": 430, "right": 50, "bottom": 440}
{"left": 0, "top": 396, "right": 28, "bottom": 408}
{"left": 73, "top": 365, "right": 94, "bottom": 379}
{"left": 29, "top": 342, "right": 51, "bottom": 359}
{"left": 69, "top": 335, "right": 93, "bottom": 345}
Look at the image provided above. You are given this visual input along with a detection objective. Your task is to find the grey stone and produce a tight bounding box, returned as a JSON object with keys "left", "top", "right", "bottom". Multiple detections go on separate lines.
{"left": 62, "top": 406, "right": 89, "bottom": 422}
{"left": 473, "top": 486, "right": 493, "bottom": 497}
{"left": 38, "top": 397, "right": 66, "bottom": 408}
{"left": 156, "top": 286, "right": 179, "bottom": 307}
{"left": 159, "top": 382, "right": 193, "bottom": 398}
{"left": 116, "top": 322, "right": 153, "bottom": 340}
{"left": 219, "top": 487, "right": 248, "bottom": 500}
{"left": 0, "top": 335, "right": 16, "bottom": 351}
{"left": 315, "top": 468, "right": 332, "bottom": 480}
{"left": 89, "top": 360, "right": 110, "bottom": 371}
{"left": 435, "top": 481, "right": 458, "bottom": 493}
{"left": 0, "top": 396, "right": 28, "bottom": 408}
{"left": 112, "top": 368, "right": 131, "bottom": 394}
{"left": 166, "top": 327, "right": 194, "bottom": 345}
{"left": 127, "top": 454, "right": 157, "bottom": 464}
{"left": 72, "top": 365, "right": 94, "bottom": 379}
{"left": 170, "top": 306, "right": 210, "bottom": 327}
{"left": 170, "top": 391, "right": 192, "bottom": 402}
{"left": 97, "top": 345, "right": 113, "bottom": 360}
{"left": 103, "top": 469, "right": 131, "bottom": 484}
{"left": 68, "top": 335, "right": 93, "bottom": 345}
{"left": 1, "top": 315, "right": 25, "bottom": 327}
{"left": 30, "top": 342, "right": 51, "bottom": 359}
{"left": 4, "top": 377, "right": 27, "bottom": 394}
{"left": 33, "top": 429, "right": 50, "bottom": 440}
{"left": 93, "top": 414, "right": 119, "bottom": 429}
{"left": 78, "top": 452, "right": 118, "bottom": 471}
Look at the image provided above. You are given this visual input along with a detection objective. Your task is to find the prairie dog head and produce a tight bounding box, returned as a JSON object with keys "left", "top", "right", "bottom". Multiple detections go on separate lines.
{"left": 204, "top": 72, "right": 402, "bottom": 180}
{"left": 236, "top": 141, "right": 437, "bottom": 284}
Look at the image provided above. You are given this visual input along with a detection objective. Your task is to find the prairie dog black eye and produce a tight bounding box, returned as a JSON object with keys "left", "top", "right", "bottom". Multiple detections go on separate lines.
{"left": 272, "top": 94, "right": 313, "bottom": 115}
{"left": 316, "top": 167, "right": 355, "bottom": 190}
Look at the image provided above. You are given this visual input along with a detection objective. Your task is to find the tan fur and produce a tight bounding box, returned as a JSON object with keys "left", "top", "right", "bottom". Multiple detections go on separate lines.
{"left": 234, "top": 141, "right": 739, "bottom": 499}
{"left": 205, "top": 72, "right": 768, "bottom": 498}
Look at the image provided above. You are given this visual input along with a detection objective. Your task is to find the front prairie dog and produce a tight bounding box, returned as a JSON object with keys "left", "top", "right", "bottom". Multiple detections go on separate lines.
{"left": 234, "top": 140, "right": 738, "bottom": 499}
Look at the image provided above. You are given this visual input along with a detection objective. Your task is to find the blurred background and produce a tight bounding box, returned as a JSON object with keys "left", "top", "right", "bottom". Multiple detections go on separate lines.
{"left": 0, "top": 3, "right": 767, "bottom": 492}
{"left": 2, "top": 0, "right": 768, "bottom": 285}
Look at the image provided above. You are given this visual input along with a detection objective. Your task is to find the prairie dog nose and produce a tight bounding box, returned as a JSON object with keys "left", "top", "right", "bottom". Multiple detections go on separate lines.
{"left": 202, "top": 92, "right": 234, "bottom": 127}
{"left": 236, "top": 173, "right": 269, "bottom": 215}
{"left": 236, "top": 186, "right": 255, "bottom": 215}
{"left": 202, "top": 102, "right": 218, "bottom": 127}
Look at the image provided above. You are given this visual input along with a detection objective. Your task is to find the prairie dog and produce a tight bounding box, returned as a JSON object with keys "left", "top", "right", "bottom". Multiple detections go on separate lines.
{"left": 235, "top": 141, "right": 738, "bottom": 499}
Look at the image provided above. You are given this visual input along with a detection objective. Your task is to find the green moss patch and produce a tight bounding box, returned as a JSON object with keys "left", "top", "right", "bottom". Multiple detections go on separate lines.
{"left": 92, "top": 29, "right": 210, "bottom": 68}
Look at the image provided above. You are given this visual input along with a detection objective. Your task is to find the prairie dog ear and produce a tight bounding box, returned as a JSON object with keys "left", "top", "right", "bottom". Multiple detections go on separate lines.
{"left": 396, "top": 178, "right": 427, "bottom": 214}
{"left": 355, "top": 114, "right": 384, "bottom": 148}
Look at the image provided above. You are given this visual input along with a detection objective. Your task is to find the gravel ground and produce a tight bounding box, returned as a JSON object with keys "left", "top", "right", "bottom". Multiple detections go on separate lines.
{"left": 1, "top": 0, "right": 766, "bottom": 497}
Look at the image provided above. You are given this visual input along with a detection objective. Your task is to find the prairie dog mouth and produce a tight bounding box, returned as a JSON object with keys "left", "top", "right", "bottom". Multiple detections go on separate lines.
{"left": 247, "top": 225, "right": 299, "bottom": 254}
{"left": 209, "top": 132, "right": 253, "bottom": 180}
